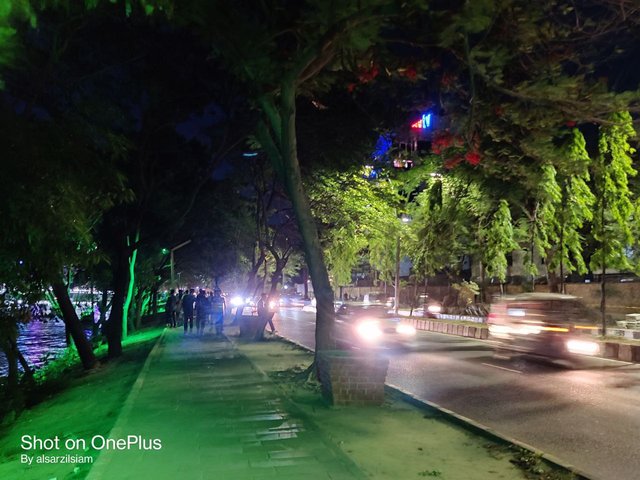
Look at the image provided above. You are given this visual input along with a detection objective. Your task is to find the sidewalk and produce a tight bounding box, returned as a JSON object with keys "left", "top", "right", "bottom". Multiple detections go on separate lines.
{"left": 87, "top": 328, "right": 366, "bottom": 480}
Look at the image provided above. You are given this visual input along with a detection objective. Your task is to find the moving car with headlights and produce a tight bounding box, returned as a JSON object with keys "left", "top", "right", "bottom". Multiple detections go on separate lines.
{"left": 488, "top": 293, "right": 600, "bottom": 360}
{"left": 277, "top": 292, "right": 306, "bottom": 308}
{"left": 335, "top": 304, "right": 417, "bottom": 350}
{"left": 413, "top": 294, "right": 442, "bottom": 318}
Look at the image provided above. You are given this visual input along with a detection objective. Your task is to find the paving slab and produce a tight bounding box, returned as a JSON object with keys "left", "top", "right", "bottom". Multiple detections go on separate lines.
{"left": 87, "top": 329, "right": 365, "bottom": 480}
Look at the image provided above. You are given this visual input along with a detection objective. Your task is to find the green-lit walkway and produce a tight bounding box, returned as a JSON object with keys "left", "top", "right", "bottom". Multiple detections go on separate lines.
{"left": 86, "top": 328, "right": 365, "bottom": 480}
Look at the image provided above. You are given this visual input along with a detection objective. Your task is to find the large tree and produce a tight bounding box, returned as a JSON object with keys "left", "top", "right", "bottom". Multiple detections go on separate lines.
{"left": 546, "top": 129, "right": 596, "bottom": 293}
{"left": 590, "top": 111, "right": 637, "bottom": 333}
{"left": 176, "top": 0, "right": 423, "bottom": 353}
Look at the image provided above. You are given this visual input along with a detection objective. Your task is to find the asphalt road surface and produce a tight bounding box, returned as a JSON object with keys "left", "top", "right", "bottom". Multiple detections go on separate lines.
{"left": 273, "top": 308, "right": 640, "bottom": 480}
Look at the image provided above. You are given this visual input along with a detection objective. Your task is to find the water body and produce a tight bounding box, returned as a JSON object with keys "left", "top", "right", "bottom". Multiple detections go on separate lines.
{"left": 0, "top": 319, "right": 71, "bottom": 377}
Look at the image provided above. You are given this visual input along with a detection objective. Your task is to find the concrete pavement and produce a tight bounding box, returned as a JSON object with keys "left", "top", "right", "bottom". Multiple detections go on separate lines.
{"left": 87, "top": 328, "right": 366, "bottom": 480}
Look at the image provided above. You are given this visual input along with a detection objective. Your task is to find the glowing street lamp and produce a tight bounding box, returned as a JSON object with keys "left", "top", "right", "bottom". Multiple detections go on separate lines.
{"left": 395, "top": 214, "right": 412, "bottom": 314}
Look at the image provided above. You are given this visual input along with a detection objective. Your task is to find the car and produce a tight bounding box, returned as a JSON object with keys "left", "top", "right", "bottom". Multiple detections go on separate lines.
{"left": 414, "top": 294, "right": 443, "bottom": 318}
{"left": 363, "top": 292, "right": 395, "bottom": 308}
{"left": 335, "top": 304, "right": 417, "bottom": 350}
{"left": 278, "top": 293, "right": 306, "bottom": 308}
{"left": 488, "top": 293, "right": 600, "bottom": 360}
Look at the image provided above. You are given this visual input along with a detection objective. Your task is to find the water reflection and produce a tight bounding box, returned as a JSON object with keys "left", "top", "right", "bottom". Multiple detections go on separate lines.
{"left": 0, "top": 319, "right": 72, "bottom": 377}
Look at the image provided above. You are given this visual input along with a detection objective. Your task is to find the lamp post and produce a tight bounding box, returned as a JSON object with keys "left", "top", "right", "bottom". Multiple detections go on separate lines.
{"left": 169, "top": 240, "right": 191, "bottom": 287}
{"left": 395, "top": 214, "right": 412, "bottom": 315}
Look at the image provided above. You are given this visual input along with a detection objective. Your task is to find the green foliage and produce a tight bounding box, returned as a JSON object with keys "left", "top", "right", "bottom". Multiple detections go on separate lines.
{"left": 0, "top": 112, "right": 125, "bottom": 286}
{"left": 483, "top": 199, "right": 519, "bottom": 283}
{"left": 32, "top": 346, "right": 80, "bottom": 386}
{"left": 515, "top": 163, "right": 561, "bottom": 280}
{"left": 590, "top": 111, "right": 637, "bottom": 274}
{"left": 546, "top": 129, "right": 595, "bottom": 275}
{"left": 308, "top": 170, "right": 400, "bottom": 285}
{"left": 407, "top": 173, "right": 489, "bottom": 279}
{"left": 439, "top": 0, "right": 498, "bottom": 46}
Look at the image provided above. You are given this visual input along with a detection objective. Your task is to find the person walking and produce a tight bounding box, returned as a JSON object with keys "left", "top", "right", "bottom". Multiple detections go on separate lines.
{"left": 176, "top": 289, "right": 184, "bottom": 327}
{"left": 195, "top": 288, "right": 208, "bottom": 335}
{"left": 166, "top": 289, "right": 177, "bottom": 328}
{"left": 205, "top": 290, "right": 214, "bottom": 333}
{"left": 257, "top": 293, "right": 276, "bottom": 334}
{"left": 182, "top": 289, "right": 196, "bottom": 334}
{"left": 210, "top": 288, "right": 226, "bottom": 336}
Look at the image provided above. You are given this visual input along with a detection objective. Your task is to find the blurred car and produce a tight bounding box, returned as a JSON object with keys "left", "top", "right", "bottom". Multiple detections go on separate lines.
{"left": 335, "top": 304, "right": 417, "bottom": 350}
{"left": 277, "top": 293, "right": 306, "bottom": 308}
{"left": 364, "top": 292, "right": 395, "bottom": 308}
{"left": 488, "top": 293, "right": 600, "bottom": 360}
{"left": 414, "top": 294, "right": 443, "bottom": 318}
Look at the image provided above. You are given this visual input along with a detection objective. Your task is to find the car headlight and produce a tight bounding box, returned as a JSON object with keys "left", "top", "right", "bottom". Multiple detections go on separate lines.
{"left": 230, "top": 296, "right": 244, "bottom": 307}
{"left": 269, "top": 300, "right": 278, "bottom": 310}
{"left": 566, "top": 339, "right": 599, "bottom": 356}
{"left": 427, "top": 305, "right": 442, "bottom": 314}
{"left": 356, "top": 320, "right": 383, "bottom": 342}
{"left": 488, "top": 324, "right": 512, "bottom": 339}
{"left": 396, "top": 324, "right": 416, "bottom": 336}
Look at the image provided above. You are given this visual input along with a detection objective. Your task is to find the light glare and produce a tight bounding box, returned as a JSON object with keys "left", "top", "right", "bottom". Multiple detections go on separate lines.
{"left": 566, "top": 339, "right": 599, "bottom": 356}
{"left": 230, "top": 296, "right": 244, "bottom": 307}
{"left": 356, "top": 321, "right": 383, "bottom": 342}
{"left": 396, "top": 324, "right": 416, "bottom": 336}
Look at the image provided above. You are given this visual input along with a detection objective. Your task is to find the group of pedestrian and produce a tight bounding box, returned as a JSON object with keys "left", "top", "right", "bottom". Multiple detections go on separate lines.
{"left": 165, "top": 287, "right": 227, "bottom": 336}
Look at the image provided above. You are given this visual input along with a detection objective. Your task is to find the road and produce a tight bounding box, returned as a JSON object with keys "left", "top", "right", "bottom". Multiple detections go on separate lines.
{"left": 273, "top": 308, "right": 640, "bottom": 480}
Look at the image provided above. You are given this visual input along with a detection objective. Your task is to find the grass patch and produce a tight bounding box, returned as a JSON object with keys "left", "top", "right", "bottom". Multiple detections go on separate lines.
{"left": 0, "top": 327, "right": 162, "bottom": 480}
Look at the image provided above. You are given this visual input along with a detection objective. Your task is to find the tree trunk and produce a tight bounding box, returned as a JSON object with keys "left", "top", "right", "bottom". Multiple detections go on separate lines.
{"left": 547, "top": 269, "right": 560, "bottom": 293}
{"left": 559, "top": 223, "right": 565, "bottom": 294}
{"left": 479, "top": 261, "right": 486, "bottom": 303}
{"left": 107, "top": 246, "right": 129, "bottom": 358}
{"left": 233, "top": 251, "right": 267, "bottom": 324}
{"left": 11, "top": 339, "right": 33, "bottom": 377}
{"left": 270, "top": 258, "right": 286, "bottom": 294}
{"left": 51, "top": 282, "right": 98, "bottom": 369}
{"left": 394, "top": 236, "right": 400, "bottom": 314}
{"left": 98, "top": 289, "right": 109, "bottom": 338}
{"left": 302, "top": 267, "right": 310, "bottom": 300}
{"left": 601, "top": 259, "right": 607, "bottom": 336}
{"left": 65, "top": 324, "right": 71, "bottom": 347}
{"left": 122, "top": 232, "right": 139, "bottom": 340}
{"left": 600, "top": 198, "right": 607, "bottom": 336}
{"left": 1, "top": 336, "right": 23, "bottom": 413}
{"left": 133, "top": 288, "right": 144, "bottom": 331}
{"left": 278, "top": 82, "right": 335, "bottom": 351}
{"left": 246, "top": 249, "right": 266, "bottom": 297}
{"left": 151, "top": 286, "right": 158, "bottom": 317}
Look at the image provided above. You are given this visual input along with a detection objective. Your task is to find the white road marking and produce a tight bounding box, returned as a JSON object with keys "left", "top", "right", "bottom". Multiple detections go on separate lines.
{"left": 481, "top": 362, "right": 522, "bottom": 374}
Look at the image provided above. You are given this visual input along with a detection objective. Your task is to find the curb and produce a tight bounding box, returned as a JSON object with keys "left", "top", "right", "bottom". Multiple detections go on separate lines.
{"left": 272, "top": 333, "right": 594, "bottom": 480}
{"left": 86, "top": 328, "right": 167, "bottom": 480}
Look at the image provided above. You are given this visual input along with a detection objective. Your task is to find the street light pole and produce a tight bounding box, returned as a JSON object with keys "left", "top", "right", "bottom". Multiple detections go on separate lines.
{"left": 170, "top": 240, "right": 192, "bottom": 287}
{"left": 395, "top": 236, "right": 401, "bottom": 315}
{"left": 395, "top": 214, "right": 412, "bottom": 315}
{"left": 170, "top": 250, "right": 175, "bottom": 286}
